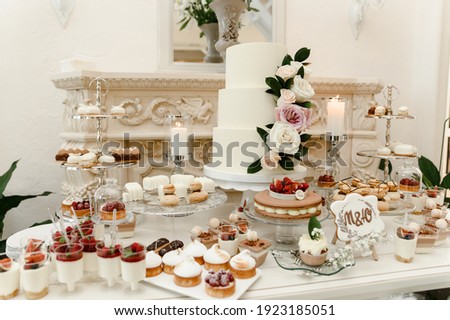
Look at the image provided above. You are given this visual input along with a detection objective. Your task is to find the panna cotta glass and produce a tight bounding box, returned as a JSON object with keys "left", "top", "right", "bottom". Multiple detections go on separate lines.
{"left": 0, "top": 253, "right": 20, "bottom": 300}
{"left": 395, "top": 226, "right": 418, "bottom": 263}
{"left": 96, "top": 241, "right": 122, "bottom": 287}
{"left": 217, "top": 225, "right": 239, "bottom": 256}
{"left": 71, "top": 227, "right": 98, "bottom": 273}
{"left": 20, "top": 251, "right": 50, "bottom": 299}
{"left": 55, "top": 243, "right": 84, "bottom": 292}
{"left": 120, "top": 242, "right": 146, "bottom": 291}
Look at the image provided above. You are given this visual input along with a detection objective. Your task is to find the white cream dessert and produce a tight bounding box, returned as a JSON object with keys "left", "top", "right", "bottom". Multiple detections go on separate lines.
{"left": 217, "top": 225, "right": 239, "bottom": 256}
{"left": 298, "top": 233, "right": 328, "bottom": 256}
{"left": 398, "top": 106, "right": 409, "bottom": 116}
{"left": 77, "top": 104, "right": 101, "bottom": 115}
{"left": 66, "top": 154, "right": 82, "bottom": 164}
{"left": 174, "top": 183, "right": 188, "bottom": 198}
{"left": 79, "top": 152, "right": 97, "bottom": 167}
{"left": 143, "top": 175, "right": 170, "bottom": 191}
{"left": 21, "top": 251, "right": 50, "bottom": 300}
{"left": 162, "top": 249, "right": 186, "bottom": 275}
{"left": 374, "top": 105, "right": 386, "bottom": 116}
{"left": 173, "top": 256, "right": 202, "bottom": 287}
{"left": 96, "top": 243, "right": 121, "bottom": 287}
{"left": 229, "top": 249, "right": 256, "bottom": 279}
{"left": 125, "top": 182, "right": 144, "bottom": 201}
{"left": 209, "top": 217, "right": 221, "bottom": 230}
{"left": 238, "top": 230, "right": 272, "bottom": 267}
{"left": 170, "top": 174, "right": 195, "bottom": 187}
{"left": 395, "top": 224, "right": 419, "bottom": 263}
{"left": 298, "top": 217, "right": 328, "bottom": 266}
{"left": 377, "top": 146, "right": 391, "bottom": 156}
{"left": 98, "top": 155, "right": 115, "bottom": 163}
{"left": 0, "top": 258, "right": 20, "bottom": 300}
{"left": 394, "top": 144, "right": 417, "bottom": 156}
{"left": 183, "top": 239, "right": 207, "bottom": 265}
{"left": 193, "top": 177, "right": 216, "bottom": 193}
{"left": 203, "top": 244, "right": 230, "bottom": 271}
{"left": 55, "top": 245, "right": 84, "bottom": 292}
{"left": 145, "top": 251, "right": 162, "bottom": 277}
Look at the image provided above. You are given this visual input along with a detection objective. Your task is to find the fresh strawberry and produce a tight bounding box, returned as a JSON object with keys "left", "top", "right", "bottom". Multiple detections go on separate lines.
{"left": 0, "top": 256, "right": 12, "bottom": 272}
{"left": 24, "top": 252, "right": 46, "bottom": 269}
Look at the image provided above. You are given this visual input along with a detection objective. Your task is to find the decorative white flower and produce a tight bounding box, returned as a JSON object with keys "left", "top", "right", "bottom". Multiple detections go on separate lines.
{"left": 275, "top": 65, "right": 298, "bottom": 81}
{"left": 267, "top": 122, "right": 301, "bottom": 155}
{"left": 260, "top": 150, "right": 281, "bottom": 171}
{"left": 277, "top": 89, "right": 297, "bottom": 108}
{"left": 290, "top": 61, "right": 312, "bottom": 79}
{"left": 290, "top": 76, "right": 315, "bottom": 103}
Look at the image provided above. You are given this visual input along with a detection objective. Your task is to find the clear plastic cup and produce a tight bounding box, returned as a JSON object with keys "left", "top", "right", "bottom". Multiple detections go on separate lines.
{"left": 20, "top": 250, "right": 50, "bottom": 299}
{"left": 96, "top": 241, "right": 122, "bottom": 287}
{"left": 0, "top": 253, "right": 20, "bottom": 299}
{"left": 394, "top": 227, "right": 418, "bottom": 263}
{"left": 55, "top": 243, "right": 84, "bottom": 292}
{"left": 120, "top": 243, "right": 146, "bottom": 291}
{"left": 217, "top": 225, "right": 239, "bottom": 256}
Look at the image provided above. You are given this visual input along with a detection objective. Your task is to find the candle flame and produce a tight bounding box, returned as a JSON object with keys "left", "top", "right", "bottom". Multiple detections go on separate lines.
{"left": 175, "top": 121, "right": 182, "bottom": 128}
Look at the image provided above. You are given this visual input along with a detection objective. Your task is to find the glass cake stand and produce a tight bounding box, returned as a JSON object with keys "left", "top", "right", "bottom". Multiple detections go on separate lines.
{"left": 244, "top": 206, "right": 326, "bottom": 251}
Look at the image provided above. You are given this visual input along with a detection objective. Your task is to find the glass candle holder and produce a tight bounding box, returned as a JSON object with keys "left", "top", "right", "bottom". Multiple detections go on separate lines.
{"left": 165, "top": 114, "right": 192, "bottom": 173}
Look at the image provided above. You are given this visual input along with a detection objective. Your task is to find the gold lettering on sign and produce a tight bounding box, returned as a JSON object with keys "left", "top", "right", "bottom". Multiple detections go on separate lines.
{"left": 343, "top": 208, "right": 373, "bottom": 227}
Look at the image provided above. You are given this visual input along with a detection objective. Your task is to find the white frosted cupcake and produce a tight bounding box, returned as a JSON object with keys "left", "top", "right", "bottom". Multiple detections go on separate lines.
{"left": 183, "top": 240, "right": 207, "bottom": 265}
{"left": 229, "top": 250, "right": 256, "bottom": 279}
{"left": 173, "top": 256, "right": 202, "bottom": 287}
{"left": 203, "top": 244, "right": 230, "bottom": 271}
{"left": 145, "top": 251, "right": 162, "bottom": 277}
{"left": 299, "top": 217, "right": 328, "bottom": 266}
{"left": 162, "top": 249, "right": 185, "bottom": 275}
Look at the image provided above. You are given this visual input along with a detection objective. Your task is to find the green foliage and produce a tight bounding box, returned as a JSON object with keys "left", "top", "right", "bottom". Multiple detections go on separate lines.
{"left": 308, "top": 216, "right": 322, "bottom": 240}
{"left": 247, "top": 158, "right": 262, "bottom": 174}
{"left": 418, "top": 156, "right": 442, "bottom": 187}
{"left": 0, "top": 160, "right": 52, "bottom": 239}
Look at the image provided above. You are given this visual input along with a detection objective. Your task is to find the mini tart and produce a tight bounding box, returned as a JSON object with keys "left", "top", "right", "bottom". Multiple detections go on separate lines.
{"left": 229, "top": 250, "right": 256, "bottom": 279}
{"left": 399, "top": 183, "right": 420, "bottom": 193}
{"left": 145, "top": 251, "right": 163, "bottom": 277}
{"left": 203, "top": 244, "right": 230, "bottom": 271}
{"left": 253, "top": 190, "right": 322, "bottom": 220}
{"left": 173, "top": 256, "right": 202, "bottom": 287}
{"left": 162, "top": 249, "right": 185, "bottom": 275}
{"left": 100, "top": 209, "right": 126, "bottom": 220}
{"left": 204, "top": 270, "right": 236, "bottom": 298}
{"left": 183, "top": 239, "right": 207, "bottom": 265}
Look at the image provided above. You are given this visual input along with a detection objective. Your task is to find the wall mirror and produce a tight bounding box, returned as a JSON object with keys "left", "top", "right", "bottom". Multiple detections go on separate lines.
{"left": 158, "top": 0, "right": 286, "bottom": 73}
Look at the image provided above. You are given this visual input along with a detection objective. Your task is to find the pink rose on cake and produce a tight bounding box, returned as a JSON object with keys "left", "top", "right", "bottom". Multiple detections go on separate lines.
{"left": 276, "top": 89, "right": 297, "bottom": 107}
{"left": 275, "top": 65, "right": 298, "bottom": 81}
{"left": 290, "top": 76, "right": 315, "bottom": 103}
{"left": 268, "top": 122, "right": 301, "bottom": 155}
{"left": 275, "top": 103, "right": 312, "bottom": 132}
{"left": 261, "top": 151, "right": 281, "bottom": 171}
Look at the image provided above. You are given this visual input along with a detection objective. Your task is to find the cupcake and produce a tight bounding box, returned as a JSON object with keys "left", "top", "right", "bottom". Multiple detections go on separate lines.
{"left": 238, "top": 230, "right": 272, "bottom": 267}
{"left": 203, "top": 244, "right": 230, "bottom": 271}
{"left": 298, "top": 216, "right": 328, "bottom": 266}
{"left": 162, "top": 249, "right": 185, "bottom": 275}
{"left": 145, "top": 251, "right": 163, "bottom": 277}
{"left": 229, "top": 250, "right": 256, "bottom": 279}
{"left": 173, "top": 256, "right": 202, "bottom": 287}
{"left": 183, "top": 239, "right": 207, "bottom": 265}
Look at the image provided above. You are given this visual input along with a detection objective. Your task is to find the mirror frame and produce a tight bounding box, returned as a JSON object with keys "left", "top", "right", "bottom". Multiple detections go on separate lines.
{"left": 157, "top": 0, "right": 286, "bottom": 73}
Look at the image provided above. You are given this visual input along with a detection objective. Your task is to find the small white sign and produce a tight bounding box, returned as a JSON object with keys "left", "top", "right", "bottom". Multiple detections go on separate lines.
{"left": 330, "top": 193, "right": 385, "bottom": 242}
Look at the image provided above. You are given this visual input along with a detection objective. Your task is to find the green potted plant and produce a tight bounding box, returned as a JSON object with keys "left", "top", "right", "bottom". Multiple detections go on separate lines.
{"left": 418, "top": 155, "right": 450, "bottom": 202}
{"left": 0, "top": 160, "right": 52, "bottom": 252}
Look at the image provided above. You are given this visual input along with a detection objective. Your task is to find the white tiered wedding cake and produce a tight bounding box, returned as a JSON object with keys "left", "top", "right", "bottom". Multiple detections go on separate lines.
{"left": 204, "top": 42, "right": 307, "bottom": 185}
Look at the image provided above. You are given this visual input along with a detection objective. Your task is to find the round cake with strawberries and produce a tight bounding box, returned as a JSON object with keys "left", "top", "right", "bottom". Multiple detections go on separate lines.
{"left": 254, "top": 177, "right": 322, "bottom": 220}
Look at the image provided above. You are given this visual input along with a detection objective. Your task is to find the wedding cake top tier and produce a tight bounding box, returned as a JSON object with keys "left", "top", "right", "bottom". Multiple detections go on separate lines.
{"left": 225, "top": 42, "right": 287, "bottom": 88}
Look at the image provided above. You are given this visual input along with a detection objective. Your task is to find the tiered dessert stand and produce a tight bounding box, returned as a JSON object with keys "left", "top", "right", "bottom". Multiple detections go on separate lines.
{"left": 356, "top": 85, "right": 418, "bottom": 216}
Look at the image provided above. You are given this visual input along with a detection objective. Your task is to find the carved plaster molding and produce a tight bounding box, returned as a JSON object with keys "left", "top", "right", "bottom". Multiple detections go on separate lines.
{"left": 311, "top": 78, "right": 383, "bottom": 95}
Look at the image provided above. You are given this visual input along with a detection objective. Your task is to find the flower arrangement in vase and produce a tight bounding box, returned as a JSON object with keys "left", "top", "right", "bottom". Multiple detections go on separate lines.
{"left": 247, "top": 47, "right": 314, "bottom": 174}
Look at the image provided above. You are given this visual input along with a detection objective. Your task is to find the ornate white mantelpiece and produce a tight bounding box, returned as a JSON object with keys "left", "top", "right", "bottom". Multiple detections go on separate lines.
{"left": 51, "top": 71, "right": 383, "bottom": 190}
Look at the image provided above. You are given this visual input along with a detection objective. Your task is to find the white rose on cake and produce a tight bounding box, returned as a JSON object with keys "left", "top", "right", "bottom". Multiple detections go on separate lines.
{"left": 275, "top": 65, "right": 298, "bottom": 81}
{"left": 290, "top": 76, "right": 315, "bottom": 103}
{"left": 277, "top": 89, "right": 297, "bottom": 108}
{"left": 268, "top": 122, "right": 301, "bottom": 155}
{"left": 290, "top": 61, "right": 312, "bottom": 80}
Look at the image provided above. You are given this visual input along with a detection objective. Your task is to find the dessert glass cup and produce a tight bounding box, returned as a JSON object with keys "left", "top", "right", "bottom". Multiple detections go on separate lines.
{"left": 425, "top": 187, "right": 446, "bottom": 206}
{"left": 120, "top": 244, "right": 146, "bottom": 291}
{"left": 55, "top": 243, "right": 84, "bottom": 292}
{"left": 0, "top": 253, "right": 20, "bottom": 300}
{"left": 20, "top": 251, "right": 50, "bottom": 299}
{"left": 234, "top": 220, "right": 251, "bottom": 242}
{"left": 79, "top": 235, "right": 100, "bottom": 273}
{"left": 96, "top": 241, "right": 122, "bottom": 287}
{"left": 394, "top": 228, "right": 418, "bottom": 263}
{"left": 217, "top": 225, "right": 239, "bottom": 256}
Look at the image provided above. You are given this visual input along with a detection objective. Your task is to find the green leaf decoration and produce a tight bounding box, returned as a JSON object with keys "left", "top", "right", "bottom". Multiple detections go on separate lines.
{"left": 265, "top": 123, "right": 274, "bottom": 129}
{"left": 440, "top": 173, "right": 450, "bottom": 189}
{"left": 418, "top": 156, "right": 441, "bottom": 187}
{"left": 265, "top": 89, "right": 275, "bottom": 94}
{"left": 308, "top": 216, "right": 321, "bottom": 240}
{"left": 294, "top": 48, "right": 311, "bottom": 63}
{"left": 300, "top": 134, "right": 312, "bottom": 142}
{"left": 256, "top": 127, "right": 269, "bottom": 142}
{"left": 247, "top": 158, "right": 263, "bottom": 174}
{"left": 282, "top": 54, "right": 293, "bottom": 66}
{"left": 298, "top": 66, "right": 305, "bottom": 78}
{"left": 285, "top": 77, "right": 294, "bottom": 89}
{"left": 378, "top": 159, "right": 392, "bottom": 175}
{"left": 293, "top": 146, "right": 309, "bottom": 160}
{"left": 0, "top": 239, "right": 5, "bottom": 253}
{"left": 0, "top": 159, "right": 19, "bottom": 197}
{"left": 279, "top": 156, "right": 295, "bottom": 171}
{"left": 275, "top": 75, "right": 286, "bottom": 88}
{"left": 265, "top": 77, "right": 282, "bottom": 97}
{"left": 300, "top": 101, "right": 313, "bottom": 108}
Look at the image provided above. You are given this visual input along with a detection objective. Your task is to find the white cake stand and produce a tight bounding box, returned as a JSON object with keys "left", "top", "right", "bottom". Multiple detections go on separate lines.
{"left": 204, "top": 164, "right": 308, "bottom": 250}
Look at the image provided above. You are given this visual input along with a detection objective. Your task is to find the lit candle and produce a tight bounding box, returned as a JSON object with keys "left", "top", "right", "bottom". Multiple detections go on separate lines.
{"left": 326, "top": 96, "right": 346, "bottom": 136}
{"left": 170, "top": 121, "right": 188, "bottom": 158}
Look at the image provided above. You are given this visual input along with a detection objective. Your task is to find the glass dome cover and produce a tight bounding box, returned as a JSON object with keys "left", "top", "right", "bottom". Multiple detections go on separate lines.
{"left": 94, "top": 178, "right": 127, "bottom": 221}
{"left": 396, "top": 160, "right": 422, "bottom": 194}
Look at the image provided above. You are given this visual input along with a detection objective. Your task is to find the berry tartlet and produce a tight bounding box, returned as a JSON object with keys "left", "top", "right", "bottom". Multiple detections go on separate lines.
{"left": 100, "top": 201, "right": 126, "bottom": 220}
{"left": 204, "top": 269, "right": 235, "bottom": 298}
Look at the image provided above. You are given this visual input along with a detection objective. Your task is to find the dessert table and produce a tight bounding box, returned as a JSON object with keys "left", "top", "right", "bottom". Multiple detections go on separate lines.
{"left": 7, "top": 204, "right": 450, "bottom": 300}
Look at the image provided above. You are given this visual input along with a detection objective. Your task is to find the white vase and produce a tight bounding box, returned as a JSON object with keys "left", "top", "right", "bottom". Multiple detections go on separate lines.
{"left": 199, "top": 23, "right": 223, "bottom": 63}
{"left": 210, "top": 0, "right": 247, "bottom": 61}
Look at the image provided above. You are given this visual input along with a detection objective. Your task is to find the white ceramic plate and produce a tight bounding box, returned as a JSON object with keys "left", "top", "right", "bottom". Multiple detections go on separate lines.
{"left": 144, "top": 268, "right": 261, "bottom": 300}
{"left": 6, "top": 224, "right": 54, "bottom": 251}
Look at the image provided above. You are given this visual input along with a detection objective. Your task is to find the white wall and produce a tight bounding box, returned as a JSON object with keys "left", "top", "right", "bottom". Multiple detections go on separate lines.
{"left": 0, "top": 0, "right": 449, "bottom": 238}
